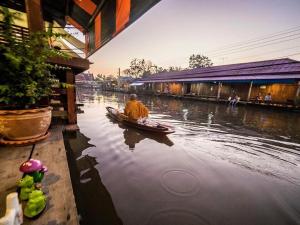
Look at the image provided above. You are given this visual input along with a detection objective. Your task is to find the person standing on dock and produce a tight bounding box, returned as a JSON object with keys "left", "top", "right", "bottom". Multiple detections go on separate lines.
{"left": 124, "top": 94, "right": 149, "bottom": 120}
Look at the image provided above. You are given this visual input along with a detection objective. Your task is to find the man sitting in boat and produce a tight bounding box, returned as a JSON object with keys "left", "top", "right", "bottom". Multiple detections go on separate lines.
{"left": 124, "top": 94, "right": 149, "bottom": 121}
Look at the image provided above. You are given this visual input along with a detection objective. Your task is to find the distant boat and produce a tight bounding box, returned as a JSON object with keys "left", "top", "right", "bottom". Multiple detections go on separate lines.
{"left": 106, "top": 106, "right": 175, "bottom": 134}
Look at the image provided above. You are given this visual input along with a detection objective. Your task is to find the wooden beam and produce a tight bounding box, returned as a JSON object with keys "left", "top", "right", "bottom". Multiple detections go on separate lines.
{"left": 217, "top": 82, "right": 222, "bottom": 100}
{"left": 52, "top": 23, "right": 85, "bottom": 50}
{"left": 294, "top": 81, "right": 300, "bottom": 105}
{"left": 25, "top": 0, "right": 44, "bottom": 32}
{"left": 48, "top": 57, "right": 90, "bottom": 74}
{"left": 87, "top": 0, "right": 106, "bottom": 27}
{"left": 296, "top": 81, "right": 300, "bottom": 97}
{"left": 247, "top": 81, "right": 253, "bottom": 101}
{"left": 66, "top": 70, "right": 77, "bottom": 124}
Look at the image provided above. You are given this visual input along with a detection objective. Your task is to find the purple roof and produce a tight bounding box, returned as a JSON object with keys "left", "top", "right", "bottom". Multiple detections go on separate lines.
{"left": 136, "top": 58, "right": 300, "bottom": 83}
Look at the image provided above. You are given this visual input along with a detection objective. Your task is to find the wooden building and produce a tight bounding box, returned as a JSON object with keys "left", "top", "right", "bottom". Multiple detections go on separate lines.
{"left": 135, "top": 58, "right": 300, "bottom": 105}
{"left": 0, "top": 0, "right": 161, "bottom": 124}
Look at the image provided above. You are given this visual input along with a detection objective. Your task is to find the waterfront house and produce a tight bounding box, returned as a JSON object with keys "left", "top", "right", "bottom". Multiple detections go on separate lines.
{"left": 118, "top": 76, "right": 135, "bottom": 92}
{"left": 0, "top": 0, "right": 160, "bottom": 125}
{"left": 134, "top": 58, "right": 300, "bottom": 105}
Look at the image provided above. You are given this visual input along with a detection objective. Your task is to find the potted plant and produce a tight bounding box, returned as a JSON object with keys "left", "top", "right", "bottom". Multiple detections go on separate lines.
{"left": 0, "top": 7, "right": 67, "bottom": 142}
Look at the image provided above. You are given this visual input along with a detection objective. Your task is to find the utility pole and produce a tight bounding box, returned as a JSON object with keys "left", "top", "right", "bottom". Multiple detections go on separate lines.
{"left": 118, "top": 67, "right": 121, "bottom": 90}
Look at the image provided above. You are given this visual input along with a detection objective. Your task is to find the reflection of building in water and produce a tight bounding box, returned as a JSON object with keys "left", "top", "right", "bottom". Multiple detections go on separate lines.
{"left": 242, "top": 110, "right": 295, "bottom": 133}
{"left": 183, "top": 109, "right": 189, "bottom": 121}
{"left": 168, "top": 99, "right": 183, "bottom": 111}
{"left": 208, "top": 112, "right": 213, "bottom": 125}
{"left": 64, "top": 131, "right": 123, "bottom": 225}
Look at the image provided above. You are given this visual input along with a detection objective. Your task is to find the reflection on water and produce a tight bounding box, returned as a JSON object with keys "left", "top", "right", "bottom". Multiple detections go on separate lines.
{"left": 65, "top": 90, "right": 300, "bottom": 225}
{"left": 106, "top": 115, "right": 174, "bottom": 150}
{"left": 64, "top": 131, "right": 123, "bottom": 225}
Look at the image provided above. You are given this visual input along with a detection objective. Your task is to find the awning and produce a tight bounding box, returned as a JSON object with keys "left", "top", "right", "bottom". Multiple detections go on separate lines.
{"left": 1, "top": 0, "right": 161, "bottom": 57}
{"left": 130, "top": 82, "right": 144, "bottom": 86}
{"left": 85, "top": 0, "right": 161, "bottom": 56}
{"left": 49, "top": 0, "right": 161, "bottom": 56}
{"left": 139, "top": 75, "right": 300, "bottom": 83}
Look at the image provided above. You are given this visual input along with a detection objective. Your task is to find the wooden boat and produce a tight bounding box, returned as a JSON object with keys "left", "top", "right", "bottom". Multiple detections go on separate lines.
{"left": 106, "top": 107, "right": 175, "bottom": 134}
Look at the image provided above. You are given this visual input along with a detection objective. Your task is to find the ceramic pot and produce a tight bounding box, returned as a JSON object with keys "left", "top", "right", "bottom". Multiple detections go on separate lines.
{"left": 0, "top": 106, "right": 52, "bottom": 141}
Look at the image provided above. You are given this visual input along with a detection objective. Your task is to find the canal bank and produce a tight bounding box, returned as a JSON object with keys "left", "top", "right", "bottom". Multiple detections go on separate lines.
{"left": 85, "top": 88, "right": 300, "bottom": 112}
{"left": 142, "top": 91, "right": 300, "bottom": 112}
{"left": 0, "top": 126, "right": 78, "bottom": 225}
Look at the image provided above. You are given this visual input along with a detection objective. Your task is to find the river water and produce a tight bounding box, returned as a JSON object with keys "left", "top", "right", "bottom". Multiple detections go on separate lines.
{"left": 64, "top": 90, "right": 300, "bottom": 225}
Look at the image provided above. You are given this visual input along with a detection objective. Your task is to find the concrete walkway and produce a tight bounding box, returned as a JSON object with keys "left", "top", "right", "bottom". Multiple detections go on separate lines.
{"left": 0, "top": 126, "right": 78, "bottom": 225}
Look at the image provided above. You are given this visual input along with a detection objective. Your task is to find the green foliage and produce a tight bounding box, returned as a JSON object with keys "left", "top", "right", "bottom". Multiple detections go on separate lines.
{"left": 123, "top": 58, "right": 171, "bottom": 78}
{"left": 189, "top": 54, "right": 213, "bottom": 69}
{"left": 168, "top": 66, "right": 183, "bottom": 72}
{"left": 123, "top": 58, "right": 150, "bottom": 78}
{"left": 95, "top": 74, "right": 105, "bottom": 83}
{"left": 0, "top": 7, "right": 68, "bottom": 108}
{"left": 123, "top": 56, "right": 206, "bottom": 79}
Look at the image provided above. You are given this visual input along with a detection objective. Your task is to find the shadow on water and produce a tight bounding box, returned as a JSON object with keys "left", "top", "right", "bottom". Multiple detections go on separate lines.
{"left": 106, "top": 115, "right": 174, "bottom": 150}
{"left": 64, "top": 131, "right": 123, "bottom": 225}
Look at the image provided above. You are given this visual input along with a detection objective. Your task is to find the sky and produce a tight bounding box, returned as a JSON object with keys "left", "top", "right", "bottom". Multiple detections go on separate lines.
{"left": 87, "top": 0, "right": 300, "bottom": 76}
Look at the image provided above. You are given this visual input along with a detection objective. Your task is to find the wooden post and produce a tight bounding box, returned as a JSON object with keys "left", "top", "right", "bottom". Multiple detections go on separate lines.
{"left": 247, "top": 81, "right": 253, "bottom": 102}
{"left": 296, "top": 81, "right": 300, "bottom": 97}
{"left": 151, "top": 83, "right": 155, "bottom": 94}
{"left": 295, "top": 81, "right": 300, "bottom": 105}
{"left": 66, "top": 70, "right": 77, "bottom": 124}
{"left": 25, "top": 0, "right": 44, "bottom": 32}
{"left": 217, "top": 82, "right": 222, "bottom": 100}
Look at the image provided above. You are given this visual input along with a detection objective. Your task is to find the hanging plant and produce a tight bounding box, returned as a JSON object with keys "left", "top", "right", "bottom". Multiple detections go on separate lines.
{"left": 0, "top": 7, "right": 69, "bottom": 109}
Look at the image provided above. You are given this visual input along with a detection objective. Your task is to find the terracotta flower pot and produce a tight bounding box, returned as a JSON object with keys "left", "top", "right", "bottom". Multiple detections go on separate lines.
{"left": 0, "top": 106, "right": 52, "bottom": 141}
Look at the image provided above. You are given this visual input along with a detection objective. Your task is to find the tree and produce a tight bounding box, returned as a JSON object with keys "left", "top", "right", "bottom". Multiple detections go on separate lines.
{"left": 188, "top": 54, "right": 213, "bottom": 69}
{"left": 123, "top": 58, "right": 158, "bottom": 78}
{"left": 123, "top": 58, "right": 146, "bottom": 78}
{"left": 94, "top": 74, "right": 105, "bottom": 83}
{"left": 156, "top": 66, "right": 167, "bottom": 73}
{"left": 168, "top": 66, "right": 183, "bottom": 72}
{"left": 123, "top": 58, "right": 184, "bottom": 78}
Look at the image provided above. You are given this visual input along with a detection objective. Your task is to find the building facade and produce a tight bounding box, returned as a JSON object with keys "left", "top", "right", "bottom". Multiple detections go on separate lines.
{"left": 134, "top": 58, "right": 300, "bottom": 105}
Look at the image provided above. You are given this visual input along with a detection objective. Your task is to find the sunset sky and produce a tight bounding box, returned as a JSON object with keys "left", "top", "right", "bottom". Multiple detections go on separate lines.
{"left": 88, "top": 0, "right": 300, "bottom": 76}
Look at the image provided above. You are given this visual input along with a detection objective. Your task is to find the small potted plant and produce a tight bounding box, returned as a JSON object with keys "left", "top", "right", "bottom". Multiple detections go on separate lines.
{"left": 0, "top": 7, "right": 67, "bottom": 143}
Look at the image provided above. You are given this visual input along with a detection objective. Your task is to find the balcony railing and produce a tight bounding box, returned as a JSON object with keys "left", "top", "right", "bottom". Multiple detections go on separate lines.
{"left": 0, "top": 21, "right": 85, "bottom": 58}
{"left": 0, "top": 21, "right": 29, "bottom": 43}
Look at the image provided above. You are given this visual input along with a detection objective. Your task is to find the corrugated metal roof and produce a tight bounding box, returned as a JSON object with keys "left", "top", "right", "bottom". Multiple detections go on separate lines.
{"left": 136, "top": 58, "right": 300, "bottom": 83}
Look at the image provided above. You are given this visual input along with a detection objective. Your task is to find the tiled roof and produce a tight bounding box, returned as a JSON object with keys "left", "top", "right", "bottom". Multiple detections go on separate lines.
{"left": 136, "top": 58, "right": 300, "bottom": 83}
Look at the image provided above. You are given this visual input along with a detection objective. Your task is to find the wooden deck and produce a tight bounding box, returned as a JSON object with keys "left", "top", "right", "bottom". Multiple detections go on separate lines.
{"left": 0, "top": 126, "right": 78, "bottom": 225}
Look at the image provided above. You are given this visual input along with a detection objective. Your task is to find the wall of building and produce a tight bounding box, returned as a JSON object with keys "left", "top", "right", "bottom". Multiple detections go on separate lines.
{"left": 154, "top": 83, "right": 163, "bottom": 93}
{"left": 220, "top": 83, "right": 250, "bottom": 100}
{"left": 250, "top": 83, "right": 298, "bottom": 103}
{"left": 190, "top": 83, "right": 218, "bottom": 97}
{"left": 169, "top": 83, "right": 182, "bottom": 95}
{"left": 143, "top": 81, "right": 299, "bottom": 104}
